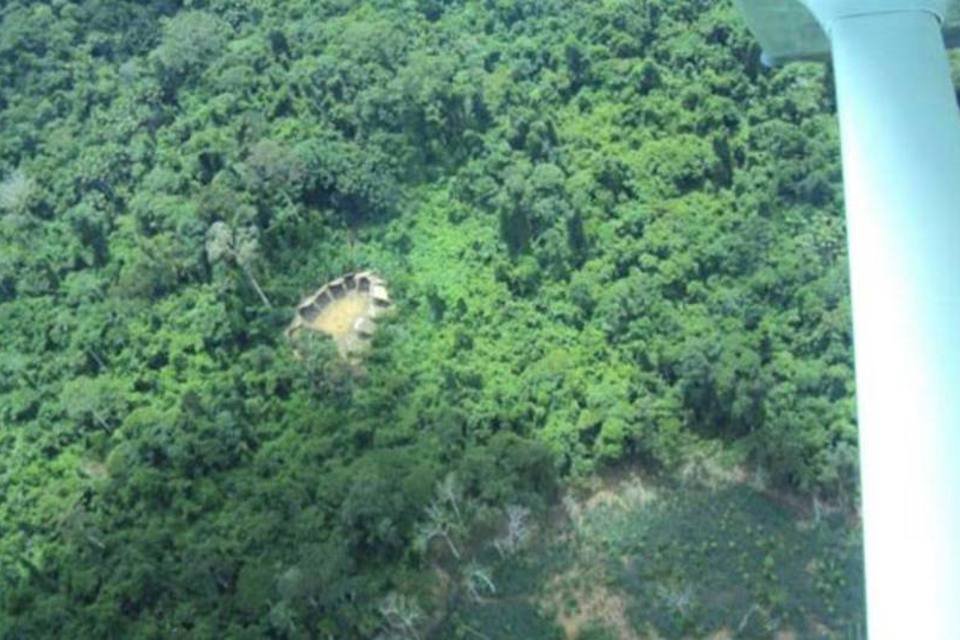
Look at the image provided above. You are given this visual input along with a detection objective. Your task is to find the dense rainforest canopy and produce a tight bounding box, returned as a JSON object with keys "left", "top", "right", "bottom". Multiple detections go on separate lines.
{"left": 0, "top": 0, "right": 905, "bottom": 637}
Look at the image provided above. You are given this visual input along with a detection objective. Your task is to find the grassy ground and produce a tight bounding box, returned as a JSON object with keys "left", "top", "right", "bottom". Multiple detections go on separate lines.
{"left": 435, "top": 468, "right": 865, "bottom": 640}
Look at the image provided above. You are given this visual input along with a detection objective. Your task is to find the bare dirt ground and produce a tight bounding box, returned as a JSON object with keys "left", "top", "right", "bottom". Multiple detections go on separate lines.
{"left": 307, "top": 291, "right": 372, "bottom": 339}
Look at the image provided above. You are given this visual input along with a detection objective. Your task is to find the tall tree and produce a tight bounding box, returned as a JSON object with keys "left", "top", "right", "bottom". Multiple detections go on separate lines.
{"left": 205, "top": 221, "right": 272, "bottom": 308}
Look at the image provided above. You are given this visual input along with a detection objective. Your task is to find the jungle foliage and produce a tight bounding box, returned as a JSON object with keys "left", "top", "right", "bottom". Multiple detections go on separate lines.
{"left": 0, "top": 0, "right": 867, "bottom": 637}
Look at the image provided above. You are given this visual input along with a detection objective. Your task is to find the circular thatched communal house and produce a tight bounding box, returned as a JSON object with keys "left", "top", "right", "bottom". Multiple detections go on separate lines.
{"left": 287, "top": 271, "right": 391, "bottom": 358}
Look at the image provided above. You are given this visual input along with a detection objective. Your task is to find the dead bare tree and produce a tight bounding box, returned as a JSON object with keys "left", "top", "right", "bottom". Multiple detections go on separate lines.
{"left": 415, "top": 500, "right": 463, "bottom": 560}
{"left": 494, "top": 504, "right": 532, "bottom": 557}
{"left": 414, "top": 474, "right": 469, "bottom": 560}
{"left": 377, "top": 592, "right": 423, "bottom": 640}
